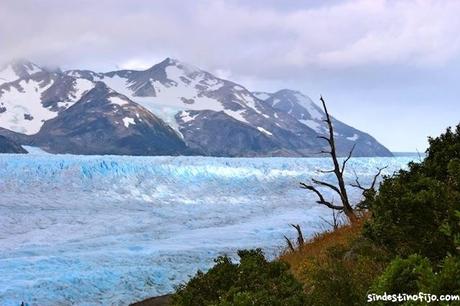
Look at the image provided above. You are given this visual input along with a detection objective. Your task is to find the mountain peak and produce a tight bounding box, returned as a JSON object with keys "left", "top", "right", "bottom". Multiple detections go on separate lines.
{"left": 152, "top": 57, "right": 201, "bottom": 75}
{"left": 271, "top": 89, "right": 314, "bottom": 105}
{"left": 83, "top": 81, "right": 116, "bottom": 99}
{"left": 0, "top": 59, "right": 43, "bottom": 84}
{"left": 10, "top": 59, "right": 42, "bottom": 74}
{"left": 164, "top": 57, "right": 179, "bottom": 65}
{"left": 273, "top": 89, "right": 302, "bottom": 96}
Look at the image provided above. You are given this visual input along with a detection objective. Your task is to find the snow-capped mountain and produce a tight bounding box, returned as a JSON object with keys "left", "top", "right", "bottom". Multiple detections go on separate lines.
{"left": 0, "top": 58, "right": 392, "bottom": 156}
{"left": 259, "top": 89, "right": 392, "bottom": 156}
{"left": 0, "top": 59, "right": 42, "bottom": 85}
{"left": 0, "top": 60, "right": 94, "bottom": 135}
{"left": 33, "top": 82, "right": 189, "bottom": 155}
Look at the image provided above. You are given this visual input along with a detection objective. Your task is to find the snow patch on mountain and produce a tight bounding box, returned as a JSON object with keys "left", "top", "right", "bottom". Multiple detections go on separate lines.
{"left": 347, "top": 133, "right": 359, "bottom": 141}
{"left": 91, "top": 60, "right": 270, "bottom": 129}
{"left": 110, "top": 96, "right": 129, "bottom": 106}
{"left": 294, "top": 92, "right": 323, "bottom": 120}
{"left": 0, "top": 71, "right": 95, "bottom": 135}
{"left": 0, "top": 66, "right": 19, "bottom": 85}
{"left": 72, "top": 78, "right": 94, "bottom": 100}
{"left": 0, "top": 79, "right": 56, "bottom": 134}
{"left": 100, "top": 74, "right": 226, "bottom": 129}
{"left": 178, "top": 111, "right": 198, "bottom": 123}
{"left": 299, "top": 119, "right": 323, "bottom": 132}
{"left": 0, "top": 61, "right": 43, "bottom": 85}
{"left": 223, "top": 109, "right": 249, "bottom": 124}
{"left": 123, "top": 117, "right": 136, "bottom": 127}
{"left": 257, "top": 127, "right": 273, "bottom": 136}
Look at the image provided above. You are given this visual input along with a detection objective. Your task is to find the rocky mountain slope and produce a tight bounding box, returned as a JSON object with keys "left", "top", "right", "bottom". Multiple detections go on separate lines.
{"left": 33, "top": 82, "right": 189, "bottom": 155}
{"left": 257, "top": 89, "right": 392, "bottom": 156}
{"left": 0, "top": 59, "right": 392, "bottom": 157}
{"left": 0, "top": 135, "right": 27, "bottom": 153}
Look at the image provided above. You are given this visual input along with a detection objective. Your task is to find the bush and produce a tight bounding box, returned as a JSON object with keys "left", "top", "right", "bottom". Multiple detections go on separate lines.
{"left": 364, "top": 124, "right": 460, "bottom": 261}
{"left": 371, "top": 254, "right": 460, "bottom": 305}
{"left": 301, "top": 236, "right": 391, "bottom": 306}
{"left": 432, "top": 255, "right": 460, "bottom": 297}
{"left": 171, "top": 249, "right": 307, "bottom": 306}
{"left": 425, "top": 125, "right": 460, "bottom": 180}
{"left": 372, "top": 255, "right": 434, "bottom": 296}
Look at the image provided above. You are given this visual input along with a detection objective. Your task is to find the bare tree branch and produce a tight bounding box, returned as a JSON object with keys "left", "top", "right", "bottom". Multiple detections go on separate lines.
{"left": 300, "top": 96, "right": 358, "bottom": 223}
{"left": 350, "top": 168, "right": 367, "bottom": 191}
{"left": 290, "top": 224, "right": 304, "bottom": 247}
{"left": 341, "top": 143, "right": 356, "bottom": 174}
{"left": 350, "top": 166, "right": 388, "bottom": 192}
{"left": 284, "top": 235, "right": 295, "bottom": 252}
{"left": 319, "top": 210, "right": 341, "bottom": 230}
{"left": 311, "top": 178, "right": 342, "bottom": 197}
{"left": 350, "top": 180, "right": 367, "bottom": 191}
{"left": 317, "top": 135, "right": 332, "bottom": 145}
{"left": 300, "top": 182, "right": 344, "bottom": 210}
{"left": 369, "top": 166, "right": 388, "bottom": 190}
{"left": 332, "top": 210, "right": 340, "bottom": 230}
{"left": 283, "top": 224, "right": 306, "bottom": 252}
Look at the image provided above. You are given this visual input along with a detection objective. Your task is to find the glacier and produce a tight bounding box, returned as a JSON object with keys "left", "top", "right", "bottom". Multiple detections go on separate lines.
{"left": 0, "top": 154, "right": 415, "bottom": 305}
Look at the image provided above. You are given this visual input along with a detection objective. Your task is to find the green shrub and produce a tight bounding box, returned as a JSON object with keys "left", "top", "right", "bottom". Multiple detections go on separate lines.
{"left": 432, "top": 255, "right": 460, "bottom": 297}
{"left": 371, "top": 254, "right": 460, "bottom": 306}
{"left": 302, "top": 236, "right": 390, "bottom": 306}
{"left": 171, "top": 249, "right": 307, "bottom": 306}
{"left": 372, "top": 255, "right": 434, "bottom": 295}
{"left": 365, "top": 124, "right": 460, "bottom": 261}
{"left": 424, "top": 125, "right": 460, "bottom": 180}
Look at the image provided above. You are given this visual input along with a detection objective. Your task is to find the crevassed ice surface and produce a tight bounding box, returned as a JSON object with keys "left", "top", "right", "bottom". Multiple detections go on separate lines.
{"left": 0, "top": 155, "right": 414, "bottom": 305}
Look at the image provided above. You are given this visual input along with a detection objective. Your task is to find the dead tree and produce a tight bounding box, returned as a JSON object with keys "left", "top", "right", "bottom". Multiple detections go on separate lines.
{"left": 300, "top": 96, "right": 358, "bottom": 223}
{"left": 284, "top": 235, "right": 296, "bottom": 252}
{"left": 283, "top": 224, "right": 304, "bottom": 252}
{"left": 285, "top": 96, "right": 386, "bottom": 251}
{"left": 351, "top": 166, "right": 387, "bottom": 211}
{"left": 291, "top": 224, "right": 304, "bottom": 247}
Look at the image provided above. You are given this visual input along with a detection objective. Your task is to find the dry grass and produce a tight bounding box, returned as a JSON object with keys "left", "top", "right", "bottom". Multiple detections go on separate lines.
{"left": 279, "top": 219, "right": 365, "bottom": 281}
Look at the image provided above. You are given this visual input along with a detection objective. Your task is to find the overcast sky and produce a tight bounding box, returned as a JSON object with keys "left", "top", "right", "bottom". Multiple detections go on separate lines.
{"left": 1, "top": 0, "right": 459, "bottom": 152}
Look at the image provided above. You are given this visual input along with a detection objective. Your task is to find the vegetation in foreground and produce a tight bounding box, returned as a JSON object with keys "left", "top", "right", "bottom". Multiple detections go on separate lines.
{"left": 170, "top": 124, "right": 460, "bottom": 305}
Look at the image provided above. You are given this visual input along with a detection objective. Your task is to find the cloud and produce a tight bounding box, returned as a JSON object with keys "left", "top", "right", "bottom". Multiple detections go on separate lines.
{"left": 1, "top": 0, "right": 459, "bottom": 151}
{"left": 1, "top": 0, "right": 460, "bottom": 75}
{"left": 313, "top": 1, "right": 460, "bottom": 68}
{"left": 119, "top": 58, "right": 163, "bottom": 70}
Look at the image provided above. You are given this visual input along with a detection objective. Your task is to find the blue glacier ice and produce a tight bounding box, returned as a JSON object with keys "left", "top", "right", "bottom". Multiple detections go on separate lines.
{"left": 0, "top": 154, "right": 415, "bottom": 305}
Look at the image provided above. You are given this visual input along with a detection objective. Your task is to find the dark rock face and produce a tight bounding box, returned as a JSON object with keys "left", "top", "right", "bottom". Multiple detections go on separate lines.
{"left": 176, "top": 109, "right": 322, "bottom": 157}
{"left": 0, "top": 135, "right": 27, "bottom": 153}
{"left": 176, "top": 110, "right": 279, "bottom": 156}
{"left": 34, "top": 83, "right": 189, "bottom": 156}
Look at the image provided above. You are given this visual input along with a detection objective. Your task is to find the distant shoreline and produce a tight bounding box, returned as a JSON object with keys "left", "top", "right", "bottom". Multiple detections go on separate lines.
{"left": 391, "top": 151, "right": 425, "bottom": 157}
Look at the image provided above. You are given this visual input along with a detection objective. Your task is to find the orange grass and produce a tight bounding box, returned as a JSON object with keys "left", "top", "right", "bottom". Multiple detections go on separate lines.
{"left": 279, "top": 218, "right": 365, "bottom": 280}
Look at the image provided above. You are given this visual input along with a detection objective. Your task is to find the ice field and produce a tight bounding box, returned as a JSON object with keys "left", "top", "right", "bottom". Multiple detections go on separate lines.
{"left": 0, "top": 153, "right": 415, "bottom": 305}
